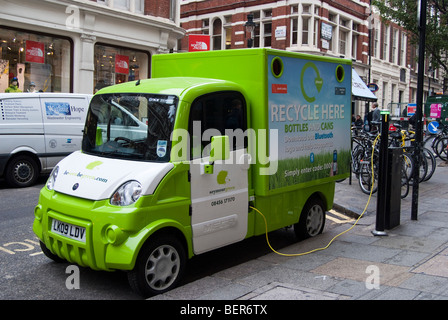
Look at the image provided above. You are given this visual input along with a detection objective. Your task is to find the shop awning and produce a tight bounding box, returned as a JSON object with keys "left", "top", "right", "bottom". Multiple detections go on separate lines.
{"left": 352, "top": 68, "right": 377, "bottom": 102}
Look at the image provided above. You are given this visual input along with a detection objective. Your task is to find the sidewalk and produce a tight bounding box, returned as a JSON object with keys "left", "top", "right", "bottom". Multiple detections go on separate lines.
{"left": 151, "top": 160, "right": 448, "bottom": 300}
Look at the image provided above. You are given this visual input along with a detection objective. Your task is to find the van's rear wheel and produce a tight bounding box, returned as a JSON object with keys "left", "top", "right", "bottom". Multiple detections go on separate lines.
{"left": 294, "top": 197, "right": 326, "bottom": 240}
{"left": 5, "top": 155, "right": 39, "bottom": 188}
{"left": 128, "top": 235, "right": 186, "bottom": 298}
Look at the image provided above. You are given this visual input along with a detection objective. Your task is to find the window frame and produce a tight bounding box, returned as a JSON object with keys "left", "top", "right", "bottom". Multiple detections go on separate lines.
{"left": 188, "top": 91, "right": 247, "bottom": 159}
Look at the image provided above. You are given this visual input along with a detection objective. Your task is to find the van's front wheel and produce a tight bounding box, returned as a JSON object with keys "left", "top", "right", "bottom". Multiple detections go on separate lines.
{"left": 294, "top": 197, "right": 326, "bottom": 240}
{"left": 5, "top": 155, "right": 39, "bottom": 188}
{"left": 128, "top": 235, "right": 186, "bottom": 298}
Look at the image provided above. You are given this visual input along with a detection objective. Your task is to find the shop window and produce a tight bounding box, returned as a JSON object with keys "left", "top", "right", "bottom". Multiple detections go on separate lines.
{"left": 0, "top": 27, "right": 72, "bottom": 93}
{"left": 94, "top": 44, "right": 149, "bottom": 93}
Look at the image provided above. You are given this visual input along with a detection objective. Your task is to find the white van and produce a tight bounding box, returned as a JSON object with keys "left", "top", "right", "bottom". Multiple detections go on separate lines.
{"left": 0, "top": 93, "right": 91, "bottom": 187}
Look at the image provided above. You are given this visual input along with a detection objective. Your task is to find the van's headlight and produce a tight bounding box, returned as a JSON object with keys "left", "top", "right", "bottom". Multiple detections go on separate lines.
{"left": 110, "top": 181, "right": 142, "bottom": 206}
{"left": 46, "top": 166, "right": 59, "bottom": 190}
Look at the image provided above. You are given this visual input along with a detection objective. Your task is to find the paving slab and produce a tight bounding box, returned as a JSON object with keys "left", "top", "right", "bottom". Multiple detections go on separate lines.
{"left": 238, "top": 282, "right": 349, "bottom": 300}
{"left": 311, "top": 257, "right": 412, "bottom": 287}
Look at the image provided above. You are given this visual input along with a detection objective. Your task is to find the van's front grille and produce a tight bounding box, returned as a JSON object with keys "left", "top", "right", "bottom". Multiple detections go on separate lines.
{"left": 46, "top": 210, "right": 99, "bottom": 270}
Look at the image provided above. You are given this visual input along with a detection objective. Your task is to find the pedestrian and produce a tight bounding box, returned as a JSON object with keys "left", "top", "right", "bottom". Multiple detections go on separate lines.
{"left": 369, "top": 102, "right": 381, "bottom": 132}
{"left": 27, "top": 82, "right": 38, "bottom": 93}
{"left": 5, "top": 77, "right": 22, "bottom": 93}
{"left": 354, "top": 115, "right": 363, "bottom": 128}
{"left": 371, "top": 102, "right": 381, "bottom": 122}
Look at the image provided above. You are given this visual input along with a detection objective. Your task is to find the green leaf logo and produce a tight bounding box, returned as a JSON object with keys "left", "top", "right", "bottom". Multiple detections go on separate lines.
{"left": 217, "top": 170, "right": 229, "bottom": 185}
{"left": 86, "top": 161, "right": 103, "bottom": 170}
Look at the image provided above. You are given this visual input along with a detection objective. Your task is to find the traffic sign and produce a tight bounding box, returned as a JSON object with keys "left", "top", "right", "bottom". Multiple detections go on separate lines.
{"left": 427, "top": 121, "right": 439, "bottom": 134}
{"left": 367, "top": 83, "right": 379, "bottom": 92}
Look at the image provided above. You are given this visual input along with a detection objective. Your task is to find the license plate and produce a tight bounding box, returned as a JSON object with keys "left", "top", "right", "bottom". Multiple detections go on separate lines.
{"left": 51, "top": 219, "right": 86, "bottom": 243}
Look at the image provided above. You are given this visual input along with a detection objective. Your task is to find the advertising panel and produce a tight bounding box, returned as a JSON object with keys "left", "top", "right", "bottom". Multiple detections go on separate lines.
{"left": 115, "top": 54, "right": 129, "bottom": 74}
{"left": 26, "top": 40, "right": 45, "bottom": 64}
{"left": 268, "top": 54, "right": 351, "bottom": 189}
{"left": 188, "top": 34, "right": 210, "bottom": 52}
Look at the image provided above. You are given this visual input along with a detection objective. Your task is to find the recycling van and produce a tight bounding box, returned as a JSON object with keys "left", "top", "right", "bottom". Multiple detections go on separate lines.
{"left": 33, "top": 49, "right": 352, "bottom": 297}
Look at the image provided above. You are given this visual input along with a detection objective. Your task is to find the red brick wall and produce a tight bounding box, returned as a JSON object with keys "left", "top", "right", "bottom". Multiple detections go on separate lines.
{"left": 145, "top": 0, "right": 171, "bottom": 18}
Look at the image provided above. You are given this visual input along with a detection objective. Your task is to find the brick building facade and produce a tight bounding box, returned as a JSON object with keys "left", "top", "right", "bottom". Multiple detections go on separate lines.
{"left": 179, "top": 0, "right": 443, "bottom": 117}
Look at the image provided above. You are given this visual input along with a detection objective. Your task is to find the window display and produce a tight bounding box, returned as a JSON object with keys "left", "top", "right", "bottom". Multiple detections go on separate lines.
{"left": 94, "top": 44, "right": 149, "bottom": 93}
{"left": 0, "top": 27, "right": 72, "bottom": 93}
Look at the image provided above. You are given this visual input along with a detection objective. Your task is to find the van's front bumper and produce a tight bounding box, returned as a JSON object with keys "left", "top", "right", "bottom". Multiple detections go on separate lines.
{"left": 33, "top": 188, "right": 154, "bottom": 271}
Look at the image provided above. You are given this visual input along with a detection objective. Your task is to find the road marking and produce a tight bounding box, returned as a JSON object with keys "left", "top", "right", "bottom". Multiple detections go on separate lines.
{"left": 326, "top": 210, "right": 355, "bottom": 224}
{"left": 0, "top": 239, "right": 42, "bottom": 256}
{"left": 4, "top": 241, "right": 34, "bottom": 252}
{"left": 0, "top": 246, "right": 15, "bottom": 254}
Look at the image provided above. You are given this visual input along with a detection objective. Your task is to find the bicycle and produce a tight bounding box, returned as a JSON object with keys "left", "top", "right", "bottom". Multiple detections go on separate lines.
{"left": 357, "top": 132, "right": 380, "bottom": 195}
{"left": 391, "top": 123, "right": 436, "bottom": 183}
{"left": 424, "top": 121, "right": 448, "bottom": 160}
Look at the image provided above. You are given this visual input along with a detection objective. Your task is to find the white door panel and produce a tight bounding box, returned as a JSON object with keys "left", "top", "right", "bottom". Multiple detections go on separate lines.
{"left": 190, "top": 149, "right": 249, "bottom": 254}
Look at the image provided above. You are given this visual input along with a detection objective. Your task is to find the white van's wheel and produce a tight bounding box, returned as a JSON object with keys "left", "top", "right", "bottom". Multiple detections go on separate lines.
{"left": 128, "top": 235, "right": 186, "bottom": 298}
{"left": 295, "top": 197, "right": 326, "bottom": 239}
{"left": 5, "top": 155, "right": 39, "bottom": 188}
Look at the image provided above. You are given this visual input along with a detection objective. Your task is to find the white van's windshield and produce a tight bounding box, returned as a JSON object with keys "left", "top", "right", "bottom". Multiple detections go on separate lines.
{"left": 82, "top": 93, "right": 178, "bottom": 162}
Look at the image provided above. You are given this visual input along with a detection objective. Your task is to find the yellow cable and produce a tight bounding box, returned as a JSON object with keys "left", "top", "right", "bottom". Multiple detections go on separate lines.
{"left": 251, "top": 135, "right": 380, "bottom": 257}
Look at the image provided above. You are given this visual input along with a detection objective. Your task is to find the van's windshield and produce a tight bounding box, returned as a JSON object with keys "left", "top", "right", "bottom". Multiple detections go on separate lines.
{"left": 82, "top": 93, "right": 178, "bottom": 162}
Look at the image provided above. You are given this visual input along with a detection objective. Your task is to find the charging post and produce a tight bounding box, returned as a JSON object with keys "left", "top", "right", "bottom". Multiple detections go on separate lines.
{"left": 372, "top": 110, "right": 389, "bottom": 236}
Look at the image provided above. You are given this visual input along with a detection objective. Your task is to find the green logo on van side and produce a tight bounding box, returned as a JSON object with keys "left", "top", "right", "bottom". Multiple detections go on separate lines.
{"left": 217, "top": 170, "right": 229, "bottom": 185}
{"left": 300, "top": 62, "right": 323, "bottom": 103}
{"left": 86, "top": 161, "right": 103, "bottom": 170}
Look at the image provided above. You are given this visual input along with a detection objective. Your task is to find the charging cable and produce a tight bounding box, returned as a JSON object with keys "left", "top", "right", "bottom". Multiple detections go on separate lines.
{"left": 251, "top": 135, "right": 380, "bottom": 257}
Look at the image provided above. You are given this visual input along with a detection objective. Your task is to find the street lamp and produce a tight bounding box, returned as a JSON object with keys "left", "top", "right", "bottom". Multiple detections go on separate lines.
{"left": 245, "top": 13, "right": 256, "bottom": 48}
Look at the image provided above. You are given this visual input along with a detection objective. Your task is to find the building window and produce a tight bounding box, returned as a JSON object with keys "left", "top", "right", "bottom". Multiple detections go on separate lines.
{"left": 0, "top": 27, "right": 72, "bottom": 93}
{"left": 313, "top": 16, "right": 319, "bottom": 46}
{"left": 392, "top": 29, "right": 398, "bottom": 64}
{"left": 99, "top": 0, "right": 144, "bottom": 13}
{"left": 212, "top": 19, "right": 222, "bottom": 50}
{"left": 291, "top": 18, "right": 298, "bottom": 45}
{"left": 302, "top": 17, "right": 310, "bottom": 45}
{"left": 94, "top": 44, "right": 149, "bottom": 92}
{"left": 290, "top": 4, "right": 319, "bottom": 49}
{"left": 400, "top": 33, "right": 407, "bottom": 66}
{"left": 382, "top": 24, "right": 389, "bottom": 61}
{"left": 352, "top": 34, "right": 358, "bottom": 60}
{"left": 400, "top": 68, "right": 406, "bottom": 82}
{"left": 251, "top": 9, "right": 272, "bottom": 48}
{"left": 202, "top": 19, "right": 209, "bottom": 35}
{"left": 224, "top": 15, "right": 232, "bottom": 49}
{"left": 264, "top": 22, "right": 272, "bottom": 47}
{"left": 382, "top": 81, "right": 388, "bottom": 107}
{"left": 339, "top": 30, "right": 347, "bottom": 55}
{"left": 373, "top": 28, "right": 379, "bottom": 58}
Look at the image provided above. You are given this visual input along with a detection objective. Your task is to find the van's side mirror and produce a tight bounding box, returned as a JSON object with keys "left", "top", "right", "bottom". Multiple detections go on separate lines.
{"left": 210, "top": 135, "right": 230, "bottom": 163}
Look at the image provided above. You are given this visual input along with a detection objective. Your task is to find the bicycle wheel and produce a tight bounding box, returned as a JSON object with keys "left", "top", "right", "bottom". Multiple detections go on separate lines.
{"left": 351, "top": 145, "right": 364, "bottom": 177}
{"left": 402, "top": 152, "right": 414, "bottom": 181}
{"left": 434, "top": 137, "right": 448, "bottom": 161}
{"left": 422, "top": 147, "right": 436, "bottom": 182}
{"left": 424, "top": 134, "right": 438, "bottom": 157}
{"left": 400, "top": 168, "right": 409, "bottom": 198}
{"left": 359, "top": 160, "right": 378, "bottom": 195}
